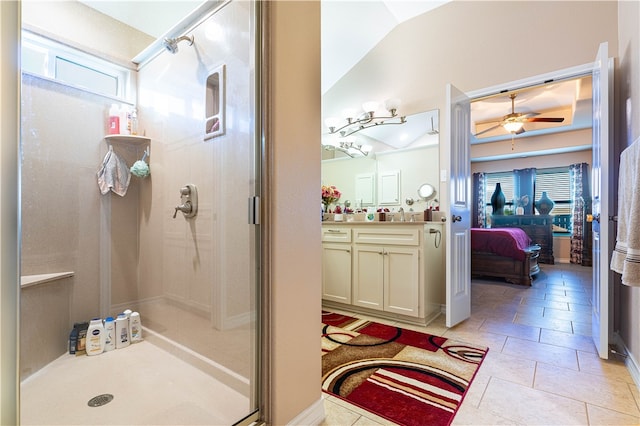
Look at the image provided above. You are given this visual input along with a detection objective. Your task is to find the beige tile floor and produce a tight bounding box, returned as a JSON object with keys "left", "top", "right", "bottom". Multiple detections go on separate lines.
{"left": 321, "top": 263, "right": 640, "bottom": 425}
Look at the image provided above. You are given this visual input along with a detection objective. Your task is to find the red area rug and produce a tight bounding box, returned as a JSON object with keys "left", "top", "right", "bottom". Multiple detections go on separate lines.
{"left": 321, "top": 311, "right": 488, "bottom": 426}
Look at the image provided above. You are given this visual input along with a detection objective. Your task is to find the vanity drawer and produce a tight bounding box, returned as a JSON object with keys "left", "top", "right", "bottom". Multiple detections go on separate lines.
{"left": 322, "top": 227, "right": 351, "bottom": 243}
{"left": 353, "top": 227, "right": 421, "bottom": 246}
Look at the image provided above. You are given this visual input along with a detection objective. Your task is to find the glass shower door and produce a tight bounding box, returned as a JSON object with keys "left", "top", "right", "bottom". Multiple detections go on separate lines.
{"left": 19, "top": 1, "right": 261, "bottom": 425}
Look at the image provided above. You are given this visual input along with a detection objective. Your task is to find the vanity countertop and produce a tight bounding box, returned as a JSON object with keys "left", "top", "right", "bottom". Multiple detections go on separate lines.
{"left": 322, "top": 220, "right": 444, "bottom": 225}
{"left": 323, "top": 211, "right": 445, "bottom": 225}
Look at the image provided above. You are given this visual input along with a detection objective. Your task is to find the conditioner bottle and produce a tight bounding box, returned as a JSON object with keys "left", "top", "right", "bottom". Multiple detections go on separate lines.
{"left": 115, "top": 313, "right": 130, "bottom": 349}
{"left": 130, "top": 312, "right": 142, "bottom": 343}
{"left": 104, "top": 316, "right": 116, "bottom": 352}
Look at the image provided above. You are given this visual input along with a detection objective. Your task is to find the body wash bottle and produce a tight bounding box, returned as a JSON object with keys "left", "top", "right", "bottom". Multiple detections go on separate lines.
{"left": 86, "top": 318, "right": 106, "bottom": 356}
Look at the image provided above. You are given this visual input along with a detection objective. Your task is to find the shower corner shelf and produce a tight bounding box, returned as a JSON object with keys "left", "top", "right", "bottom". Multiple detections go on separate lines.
{"left": 104, "top": 134, "right": 150, "bottom": 145}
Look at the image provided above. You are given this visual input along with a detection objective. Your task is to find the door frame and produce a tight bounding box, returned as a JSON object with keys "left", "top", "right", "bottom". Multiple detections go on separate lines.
{"left": 446, "top": 59, "right": 610, "bottom": 338}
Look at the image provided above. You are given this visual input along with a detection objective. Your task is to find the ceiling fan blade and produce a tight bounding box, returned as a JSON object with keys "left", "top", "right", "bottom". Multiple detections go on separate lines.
{"left": 525, "top": 117, "right": 565, "bottom": 123}
{"left": 474, "top": 123, "right": 503, "bottom": 137}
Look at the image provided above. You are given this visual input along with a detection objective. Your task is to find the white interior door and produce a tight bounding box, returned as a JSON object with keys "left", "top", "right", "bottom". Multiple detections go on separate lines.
{"left": 446, "top": 83, "right": 472, "bottom": 327}
{"left": 591, "top": 42, "right": 614, "bottom": 359}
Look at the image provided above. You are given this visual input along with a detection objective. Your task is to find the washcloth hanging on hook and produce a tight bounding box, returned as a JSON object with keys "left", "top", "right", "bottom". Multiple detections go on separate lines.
{"left": 97, "top": 145, "right": 131, "bottom": 196}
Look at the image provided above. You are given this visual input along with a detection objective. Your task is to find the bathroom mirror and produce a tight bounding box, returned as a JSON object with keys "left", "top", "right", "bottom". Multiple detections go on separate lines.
{"left": 321, "top": 109, "right": 439, "bottom": 210}
{"left": 418, "top": 183, "right": 436, "bottom": 201}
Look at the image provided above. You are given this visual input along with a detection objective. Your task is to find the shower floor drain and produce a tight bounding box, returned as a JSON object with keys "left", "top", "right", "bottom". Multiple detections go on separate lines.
{"left": 87, "top": 394, "right": 114, "bottom": 407}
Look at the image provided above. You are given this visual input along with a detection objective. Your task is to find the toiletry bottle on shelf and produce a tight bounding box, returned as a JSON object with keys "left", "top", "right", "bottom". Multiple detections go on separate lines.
{"left": 130, "top": 312, "right": 142, "bottom": 342}
{"left": 108, "top": 104, "right": 120, "bottom": 134}
{"left": 115, "top": 313, "right": 130, "bottom": 349}
{"left": 86, "top": 318, "right": 106, "bottom": 356}
{"left": 130, "top": 109, "right": 138, "bottom": 135}
{"left": 120, "top": 105, "right": 131, "bottom": 135}
{"left": 103, "top": 316, "right": 115, "bottom": 351}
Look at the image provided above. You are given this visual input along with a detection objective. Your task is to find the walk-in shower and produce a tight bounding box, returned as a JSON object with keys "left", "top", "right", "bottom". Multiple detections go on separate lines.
{"left": 163, "top": 35, "right": 195, "bottom": 54}
{"left": 18, "top": 1, "right": 262, "bottom": 425}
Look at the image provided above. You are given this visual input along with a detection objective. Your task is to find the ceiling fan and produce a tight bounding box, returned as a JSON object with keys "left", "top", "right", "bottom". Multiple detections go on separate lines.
{"left": 474, "top": 93, "right": 565, "bottom": 137}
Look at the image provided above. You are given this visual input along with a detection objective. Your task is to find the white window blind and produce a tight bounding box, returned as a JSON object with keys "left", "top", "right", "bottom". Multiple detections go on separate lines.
{"left": 485, "top": 172, "right": 514, "bottom": 206}
{"left": 535, "top": 168, "right": 571, "bottom": 215}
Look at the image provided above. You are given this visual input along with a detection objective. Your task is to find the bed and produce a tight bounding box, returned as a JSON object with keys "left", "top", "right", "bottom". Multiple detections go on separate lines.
{"left": 471, "top": 227, "right": 541, "bottom": 286}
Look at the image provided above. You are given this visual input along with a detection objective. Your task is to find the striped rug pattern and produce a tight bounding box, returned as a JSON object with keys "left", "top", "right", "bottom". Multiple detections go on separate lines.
{"left": 321, "top": 312, "right": 488, "bottom": 426}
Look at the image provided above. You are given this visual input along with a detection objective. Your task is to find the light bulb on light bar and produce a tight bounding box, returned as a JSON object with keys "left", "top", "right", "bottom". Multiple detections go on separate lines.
{"left": 362, "top": 101, "right": 379, "bottom": 114}
{"left": 323, "top": 98, "right": 407, "bottom": 138}
{"left": 384, "top": 98, "right": 401, "bottom": 114}
{"left": 324, "top": 117, "right": 340, "bottom": 129}
{"left": 503, "top": 121, "right": 524, "bottom": 133}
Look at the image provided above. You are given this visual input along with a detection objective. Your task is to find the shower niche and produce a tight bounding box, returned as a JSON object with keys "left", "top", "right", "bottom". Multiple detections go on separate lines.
{"left": 204, "top": 64, "right": 225, "bottom": 140}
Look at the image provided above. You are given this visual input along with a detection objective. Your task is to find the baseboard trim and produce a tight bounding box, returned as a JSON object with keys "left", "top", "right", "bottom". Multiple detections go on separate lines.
{"left": 286, "top": 397, "right": 325, "bottom": 426}
{"left": 614, "top": 333, "right": 640, "bottom": 391}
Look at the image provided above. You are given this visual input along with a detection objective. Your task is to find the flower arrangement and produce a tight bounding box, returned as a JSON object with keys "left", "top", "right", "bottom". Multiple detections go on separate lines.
{"left": 322, "top": 185, "right": 341, "bottom": 208}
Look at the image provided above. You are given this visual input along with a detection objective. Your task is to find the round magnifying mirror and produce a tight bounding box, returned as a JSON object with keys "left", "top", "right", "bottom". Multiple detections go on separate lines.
{"left": 417, "top": 183, "right": 436, "bottom": 201}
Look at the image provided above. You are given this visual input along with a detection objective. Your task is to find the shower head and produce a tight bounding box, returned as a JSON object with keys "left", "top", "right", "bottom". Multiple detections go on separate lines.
{"left": 162, "top": 35, "right": 194, "bottom": 54}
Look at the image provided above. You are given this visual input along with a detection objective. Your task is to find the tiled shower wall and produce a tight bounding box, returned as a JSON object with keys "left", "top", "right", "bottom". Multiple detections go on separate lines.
{"left": 20, "top": 2, "right": 150, "bottom": 379}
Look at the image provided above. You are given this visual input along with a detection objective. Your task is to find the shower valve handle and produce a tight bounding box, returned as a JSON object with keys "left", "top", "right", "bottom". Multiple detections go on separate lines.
{"left": 173, "top": 201, "right": 193, "bottom": 218}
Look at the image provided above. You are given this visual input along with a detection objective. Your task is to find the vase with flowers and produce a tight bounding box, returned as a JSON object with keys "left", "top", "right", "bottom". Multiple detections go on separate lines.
{"left": 514, "top": 195, "right": 529, "bottom": 215}
{"left": 322, "top": 185, "right": 341, "bottom": 213}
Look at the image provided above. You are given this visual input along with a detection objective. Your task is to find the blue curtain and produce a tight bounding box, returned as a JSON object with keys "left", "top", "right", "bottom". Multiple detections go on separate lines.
{"left": 569, "top": 162, "right": 592, "bottom": 266}
{"left": 513, "top": 168, "right": 536, "bottom": 215}
{"left": 472, "top": 172, "right": 486, "bottom": 227}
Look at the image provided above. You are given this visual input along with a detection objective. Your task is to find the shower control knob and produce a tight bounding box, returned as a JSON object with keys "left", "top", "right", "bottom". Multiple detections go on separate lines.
{"left": 173, "top": 201, "right": 193, "bottom": 218}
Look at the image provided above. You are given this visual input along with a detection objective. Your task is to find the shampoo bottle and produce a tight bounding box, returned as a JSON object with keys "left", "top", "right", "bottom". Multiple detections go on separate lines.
{"left": 120, "top": 105, "right": 131, "bottom": 135}
{"left": 115, "top": 313, "right": 130, "bottom": 349}
{"left": 130, "top": 109, "right": 138, "bottom": 135}
{"left": 86, "top": 318, "right": 106, "bottom": 356}
{"left": 108, "top": 104, "right": 120, "bottom": 134}
{"left": 130, "top": 312, "right": 142, "bottom": 342}
{"left": 104, "top": 316, "right": 116, "bottom": 351}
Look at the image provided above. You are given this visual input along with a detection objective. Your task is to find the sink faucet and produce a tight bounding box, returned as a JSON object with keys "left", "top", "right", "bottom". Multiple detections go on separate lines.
{"left": 399, "top": 207, "right": 405, "bottom": 222}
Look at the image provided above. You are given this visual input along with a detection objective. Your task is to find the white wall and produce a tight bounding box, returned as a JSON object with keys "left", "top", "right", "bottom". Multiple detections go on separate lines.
{"left": 268, "top": 2, "right": 323, "bottom": 424}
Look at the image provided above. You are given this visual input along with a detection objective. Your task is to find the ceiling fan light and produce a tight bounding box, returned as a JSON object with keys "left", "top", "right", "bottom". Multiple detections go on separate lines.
{"left": 503, "top": 121, "right": 524, "bottom": 133}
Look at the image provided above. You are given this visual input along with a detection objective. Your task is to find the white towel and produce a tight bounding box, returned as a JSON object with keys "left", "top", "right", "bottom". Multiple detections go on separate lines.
{"left": 97, "top": 146, "right": 131, "bottom": 197}
{"left": 610, "top": 136, "right": 640, "bottom": 286}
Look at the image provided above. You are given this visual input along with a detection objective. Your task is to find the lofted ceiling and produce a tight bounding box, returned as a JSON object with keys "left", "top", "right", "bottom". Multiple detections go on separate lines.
{"left": 321, "top": 1, "right": 448, "bottom": 94}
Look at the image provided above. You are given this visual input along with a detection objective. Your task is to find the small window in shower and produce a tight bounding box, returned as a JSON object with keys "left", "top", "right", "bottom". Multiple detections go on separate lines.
{"left": 205, "top": 64, "right": 225, "bottom": 140}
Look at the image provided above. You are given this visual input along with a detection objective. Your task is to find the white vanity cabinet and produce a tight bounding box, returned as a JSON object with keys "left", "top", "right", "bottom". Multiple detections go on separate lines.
{"left": 352, "top": 227, "right": 421, "bottom": 317}
{"left": 321, "top": 227, "right": 352, "bottom": 304}
{"left": 321, "top": 222, "right": 444, "bottom": 325}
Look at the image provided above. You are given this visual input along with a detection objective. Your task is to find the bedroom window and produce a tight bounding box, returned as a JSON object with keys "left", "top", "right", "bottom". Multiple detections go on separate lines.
{"left": 484, "top": 167, "right": 573, "bottom": 231}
